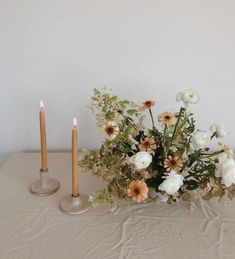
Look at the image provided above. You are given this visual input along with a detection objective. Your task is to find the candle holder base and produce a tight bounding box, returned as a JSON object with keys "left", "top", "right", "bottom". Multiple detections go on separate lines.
{"left": 60, "top": 194, "right": 91, "bottom": 215}
{"left": 30, "top": 170, "right": 60, "bottom": 196}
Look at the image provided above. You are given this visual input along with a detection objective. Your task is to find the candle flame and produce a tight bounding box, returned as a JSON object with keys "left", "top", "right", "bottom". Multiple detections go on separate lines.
{"left": 73, "top": 117, "right": 77, "bottom": 127}
{"left": 40, "top": 100, "right": 44, "bottom": 110}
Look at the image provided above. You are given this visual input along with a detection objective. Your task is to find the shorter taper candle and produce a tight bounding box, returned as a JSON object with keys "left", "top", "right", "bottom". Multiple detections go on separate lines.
{"left": 72, "top": 117, "right": 79, "bottom": 197}
{"left": 39, "top": 101, "right": 48, "bottom": 171}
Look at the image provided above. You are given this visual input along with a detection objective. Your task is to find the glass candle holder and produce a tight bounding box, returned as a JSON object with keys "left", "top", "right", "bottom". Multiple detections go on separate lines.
{"left": 30, "top": 170, "right": 60, "bottom": 196}
{"left": 60, "top": 193, "right": 91, "bottom": 215}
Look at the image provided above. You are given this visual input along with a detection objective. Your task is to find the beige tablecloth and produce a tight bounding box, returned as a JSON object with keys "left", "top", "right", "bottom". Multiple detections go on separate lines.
{"left": 0, "top": 153, "right": 235, "bottom": 259}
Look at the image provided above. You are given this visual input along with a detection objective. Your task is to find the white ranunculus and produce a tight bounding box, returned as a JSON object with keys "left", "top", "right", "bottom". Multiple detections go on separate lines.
{"left": 210, "top": 123, "right": 227, "bottom": 138}
{"left": 158, "top": 171, "right": 184, "bottom": 195}
{"left": 190, "top": 130, "right": 210, "bottom": 150}
{"left": 217, "top": 152, "right": 229, "bottom": 163}
{"left": 176, "top": 89, "right": 199, "bottom": 108}
{"left": 133, "top": 151, "right": 152, "bottom": 170}
{"left": 220, "top": 159, "right": 235, "bottom": 187}
{"left": 215, "top": 155, "right": 234, "bottom": 177}
{"left": 176, "top": 92, "right": 184, "bottom": 102}
{"left": 182, "top": 89, "right": 199, "bottom": 104}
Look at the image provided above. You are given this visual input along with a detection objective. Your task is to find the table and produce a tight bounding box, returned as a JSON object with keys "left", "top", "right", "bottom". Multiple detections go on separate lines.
{"left": 1, "top": 153, "right": 235, "bottom": 259}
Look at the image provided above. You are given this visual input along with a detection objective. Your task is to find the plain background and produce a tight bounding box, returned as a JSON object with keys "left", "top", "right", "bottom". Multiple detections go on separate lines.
{"left": 0, "top": 0, "right": 235, "bottom": 167}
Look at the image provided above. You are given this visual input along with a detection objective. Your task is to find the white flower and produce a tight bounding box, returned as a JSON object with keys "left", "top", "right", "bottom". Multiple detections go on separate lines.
{"left": 190, "top": 130, "right": 210, "bottom": 150}
{"left": 176, "top": 89, "right": 199, "bottom": 108}
{"left": 182, "top": 89, "right": 199, "bottom": 104}
{"left": 222, "top": 163, "right": 235, "bottom": 187}
{"left": 216, "top": 159, "right": 235, "bottom": 187}
{"left": 132, "top": 151, "right": 152, "bottom": 170}
{"left": 217, "top": 152, "right": 229, "bottom": 163}
{"left": 158, "top": 171, "right": 184, "bottom": 195}
{"left": 210, "top": 123, "right": 227, "bottom": 138}
{"left": 218, "top": 142, "right": 234, "bottom": 160}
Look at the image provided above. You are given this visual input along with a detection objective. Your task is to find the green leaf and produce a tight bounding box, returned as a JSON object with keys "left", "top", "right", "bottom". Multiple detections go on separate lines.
{"left": 186, "top": 179, "right": 199, "bottom": 190}
{"left": 127, "top": 109, "right": 137, "bottom": 115}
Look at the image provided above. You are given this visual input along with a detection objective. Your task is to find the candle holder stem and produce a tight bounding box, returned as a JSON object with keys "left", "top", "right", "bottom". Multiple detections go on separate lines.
{"left": 60, "top": 194, "right": 91, "bottom": 215}
{"left": 30, "top": 170, "right": 60, "bottom": 196}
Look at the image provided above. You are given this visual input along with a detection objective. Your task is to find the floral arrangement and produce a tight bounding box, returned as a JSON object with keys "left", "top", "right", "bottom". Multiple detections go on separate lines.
{"left": 80, "top": 88, "right": 235, "bottom": 210}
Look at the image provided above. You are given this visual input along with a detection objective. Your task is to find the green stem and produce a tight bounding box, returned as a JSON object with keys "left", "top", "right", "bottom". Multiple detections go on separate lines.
{"left": 171, "top": 107, "right": 184, "bottom": 145}
{"left": 119, "top": 140, "right": 135, "bottom": 154}
{"left": 186, "top": 136, "right": 192, "bottom": 153}
{"left": 200, "top": 150, "right": 224, "bottom": 158}
{"left": 163, "top": 125, "right": 168, "bottom": 151}
{"left": 185, "top": 175, "right": 192, "bottom": 179}
{"left": 118, "top": 111, "right": 137, "bottom": 130}
{"left": 188, "top": 150, "right": 224, "bottom": 167}
{"left": 149, "top": 109, "right": 155, "bottom": 129}
{"left": 175, "top": 119, "right": 187, "bottom": 135}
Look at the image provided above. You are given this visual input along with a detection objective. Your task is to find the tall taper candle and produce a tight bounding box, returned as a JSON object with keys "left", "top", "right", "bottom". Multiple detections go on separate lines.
{"left": 39, "top": 101, "right": 48, "bottom": 171}
{"left": 72, "top": 117, "right": 79, "bottom": 197}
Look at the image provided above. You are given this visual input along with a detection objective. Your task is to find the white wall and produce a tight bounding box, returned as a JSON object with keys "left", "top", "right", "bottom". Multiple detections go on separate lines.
{"left": 1, "top": 0, "right": 235, "bottom": 166}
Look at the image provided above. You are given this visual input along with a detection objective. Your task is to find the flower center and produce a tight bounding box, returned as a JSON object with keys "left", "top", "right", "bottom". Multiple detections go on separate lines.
{"left": 164, "top": 115, "right": 171, "bottom": 120}
{"left": 170, "top": 160, "right": 177, "bottom": 166}
{"left": 143, "top": 141, "right": 150, "bottom": 148}
{"left": 133, "top": 187, "right": 140, "bottom": 195}
{"left": 106, "top": 127, "right": 114, "bottom": 135}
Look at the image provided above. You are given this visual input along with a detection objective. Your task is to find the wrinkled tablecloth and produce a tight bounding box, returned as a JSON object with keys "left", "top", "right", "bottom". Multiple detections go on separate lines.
{"left": 0, "top": 153, "right": 235, "bottom": 259}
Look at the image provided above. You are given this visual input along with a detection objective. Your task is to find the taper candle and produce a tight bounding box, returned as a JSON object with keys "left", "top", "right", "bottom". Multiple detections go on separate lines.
{"left": 72, "top": 117, "right": 79, "bottom": 197}
{"left": 39, "top": 101, "right": 48, "bottom": 171}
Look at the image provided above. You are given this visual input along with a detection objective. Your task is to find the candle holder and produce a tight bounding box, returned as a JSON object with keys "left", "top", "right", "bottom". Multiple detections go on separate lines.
{"left": 30, "top": 170, "right": 60, "bottom": 196}
{"left": 60, "top": 194, "right": 91, "bottom": 215}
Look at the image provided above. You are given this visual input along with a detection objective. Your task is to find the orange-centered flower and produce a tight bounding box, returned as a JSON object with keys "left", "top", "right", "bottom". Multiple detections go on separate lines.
{"left": 127, "top": 180, "right": 149, "bottom": 203}
{"left": 138, "top": 137, "right": 157, "bottom": 153}
{"left": 143, "top": 100, "right": 155, "bottom": 109}
{"left": 158, "top": 112, "right": 177, "bottom": 127}
{"left": 164, "top": 156, "right": 183, "bottom": 172}
{"left": 102, "top": 121, "right": 120, "bottom": 140}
